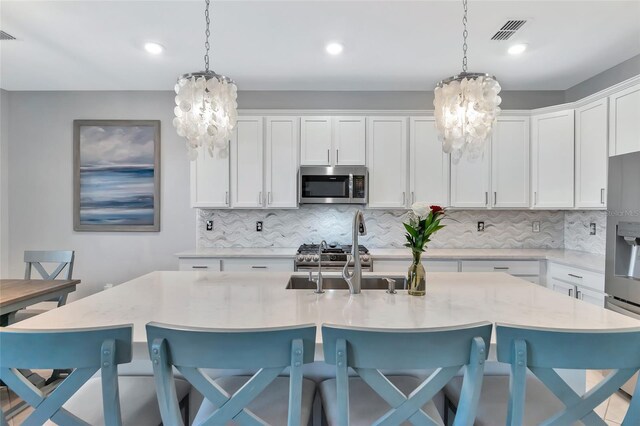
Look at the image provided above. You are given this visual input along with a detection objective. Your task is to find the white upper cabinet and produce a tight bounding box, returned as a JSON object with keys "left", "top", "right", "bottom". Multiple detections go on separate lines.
{"left": 333, "top": 117, "right": 366, "bottom": 166}
{"left": 230, "top": 117, "right": 264, "bottom": 208}
{"left": 491, "top": 116, "right": 530, "bottom": 208}
{"left": 531, "top": 109, "right": 575, "bottom": 209}
{"left": 300, "top": 117, "right": 332, "bottom": 165}
{"left": 576, "top": 98, "right": 608, "bottom": 208}
{"left": 609, "top": 84, "right": 640, "bottom": 156}
{"left": 367, "top": 117, "right": 408, "bottom": 208}
{"left": 190, "top": 144, "right": 230, "bottom": 208}
{"left": 450, "top": 143, "right": 491, "bottom": 208}
{"left": 409, "top": 117, "right": 449, "bottom": 206}
{"left": 265, "top": 117, "right": 299, "bottom": 208}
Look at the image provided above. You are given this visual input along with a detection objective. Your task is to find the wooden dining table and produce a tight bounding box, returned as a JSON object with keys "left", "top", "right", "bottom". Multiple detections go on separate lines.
{"left": 0, "top": 279, "right": 80, "bottom": 326}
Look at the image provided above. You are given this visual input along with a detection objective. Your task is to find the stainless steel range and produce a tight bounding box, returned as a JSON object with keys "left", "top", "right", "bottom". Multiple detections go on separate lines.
{"left": 295, "top": 243, "right": 372, "bottom": 272}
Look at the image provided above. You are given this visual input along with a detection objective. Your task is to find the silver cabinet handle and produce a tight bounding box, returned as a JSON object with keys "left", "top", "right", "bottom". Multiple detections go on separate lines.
{"left": 258, "top": 191, "right": 262, "bottom": 205}
{"left": 336, "top": 149, "right": 339, "bottom": 164}
{"left": 534, "top": 191, "right": 538, "bottom": 206}
{"left": 601, "top": 188, "right": 605, "bottom": 205}
{"left": 411, "top": 192, "right": 415, "bottom": 204}
{"left": 251, "top": 266, "right": 268, "bottom": 269}
{"left": 225, "top": 191, "right": 229, "bottom": 205}
{"left": 402, "top": 192, "right": 406, "bottom": 205}
{"left": 494, "top": 192, "right": 497, "bottom": 205}
{"left": 268, "top": 192, "right": 272, "bottom": 204}
{"left": 485, "top": 192, "right": 489, "bottom": 206}
{"left": 192, "top": 266, "right": 208, "bottom": 269}
{"left": 327, "top": 149, "right": 330, "bottom": 164}
{"left": 568, "top": 273, "right": 583, "bottom": 279}
{"left": 494, "top": 266, "right": 510, "bottom": 270}
{"left": 577, "top": 290, "right": 583, "bottom": 300}
{"left": 568, "top": 288, "right": 573, "bottom": 297}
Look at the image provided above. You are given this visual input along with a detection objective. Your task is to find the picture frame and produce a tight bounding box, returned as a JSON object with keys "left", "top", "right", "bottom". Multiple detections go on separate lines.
{"left": 73, "top": 120, "right": 161, "bottom": 232}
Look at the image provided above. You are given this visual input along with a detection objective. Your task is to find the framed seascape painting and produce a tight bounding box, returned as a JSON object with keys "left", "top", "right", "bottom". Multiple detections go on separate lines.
{"left": 73, "top": 120, "right": 161, "bottom": 232}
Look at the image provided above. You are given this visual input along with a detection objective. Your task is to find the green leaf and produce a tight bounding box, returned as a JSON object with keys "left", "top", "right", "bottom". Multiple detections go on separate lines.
{"left": 403, "top": 223, "right": 418, "bottom": 239}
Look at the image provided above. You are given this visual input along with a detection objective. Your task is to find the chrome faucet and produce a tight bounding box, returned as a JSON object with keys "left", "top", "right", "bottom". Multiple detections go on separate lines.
{"left": 343, "top": 210, "right": 367, "bottom": 294}
{"left": 310, "top": 240, "right": 327, "bottom": 293}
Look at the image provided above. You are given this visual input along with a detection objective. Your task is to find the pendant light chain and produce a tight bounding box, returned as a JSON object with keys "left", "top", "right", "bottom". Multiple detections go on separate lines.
{"left": 204, "top": 0, "right": 211, "bottom": 72}
{"left": 462, "top": 0, "right": 468, "bottom": 72}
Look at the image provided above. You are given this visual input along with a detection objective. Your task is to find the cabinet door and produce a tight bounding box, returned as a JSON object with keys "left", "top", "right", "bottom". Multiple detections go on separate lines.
{"left": 576, "top": 98, "right": 608, "bottom": 208}
{"left": 609, "top": 84, "right": 640, "bottom": 156}
{"left": 367, "top": 117, "right": 408, "bottom": 208}
{"left": 333, "top": 117, "right": 366, "bottom": 166}
{"left": 409, "top": 117, "right": 449, "bottom": 207}
{"left": 300, "top": 117, "right": 332, "bottom": 165}
{"left": 550, "top": 279, "right": 576, "bottom": 298}
{"left": 531, "top": 110, "right": 575, "bottom": 209}
{"left": 450, "top": 142, "right": 490, "bottom": 208}
{"left": 190, "top": 144, "right": 230, "bottom": 208}
{"left": 265, "top": 117, "right": 299, "bottom": 208}
{"left": 230, "top": 117, "right": 264, "bottom": 208}
{"left": 491, "top": 117, "right": 530, "bottom": 208}
{"left": 577, "top": 286, "right": 605, "bottom": 307}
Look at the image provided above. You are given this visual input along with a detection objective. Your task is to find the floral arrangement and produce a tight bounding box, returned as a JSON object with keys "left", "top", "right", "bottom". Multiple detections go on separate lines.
{"left": 403, "top": 202, "right": 446, "bottom": 255}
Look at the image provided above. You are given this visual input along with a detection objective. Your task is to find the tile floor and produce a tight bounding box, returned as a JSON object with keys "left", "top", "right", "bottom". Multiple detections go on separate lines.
{"left": 0, "top": 370, "right": 634, "bottom": 425}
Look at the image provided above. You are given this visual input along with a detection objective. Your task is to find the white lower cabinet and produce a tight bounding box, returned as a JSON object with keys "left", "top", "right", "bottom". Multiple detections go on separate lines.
{"left": 547, "top": 262, "right": 605, "bottom": 307}
{"left": 222, "top": 258, "right": 294, "bottom": 272}
{"left": 373, "top": 259, "right": 459, "bottom": 273}
{"left": 178, "top": 258, "right": 222, "bottom": 272}
{"left": 460, "top": 260, "right": 541, "bottom": 284}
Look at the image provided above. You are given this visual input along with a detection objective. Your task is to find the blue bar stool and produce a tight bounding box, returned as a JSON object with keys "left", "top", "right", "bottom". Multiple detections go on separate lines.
{"left": 444, "top": 324, "right": 640, "bottom": 425}
{"left": 0, "top": 325, "right": 190, "bottom": 425}
{"left": 146, "top": 322, "right": 317, "bottom": 426}
{"left": 320, "top": 322, "right": 493, "bottom": 426}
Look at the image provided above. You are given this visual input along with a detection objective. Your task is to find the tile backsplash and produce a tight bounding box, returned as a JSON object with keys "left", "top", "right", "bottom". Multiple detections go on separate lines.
{"left": 564, "top": 211, "right": 607, "bottom": 254}
{"left": 197, "top": 206, "right": 574, "bottom": 250}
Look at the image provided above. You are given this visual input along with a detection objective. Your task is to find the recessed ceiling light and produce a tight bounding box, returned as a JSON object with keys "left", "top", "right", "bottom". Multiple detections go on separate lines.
{"left": 325, "top": 42, "right": 344, "bottom": 56}
{"left": 508, "top": 44, "right": 527, "bottom": 55}
{"left": 144, "top": 42, "right": 164, "bottom": 55}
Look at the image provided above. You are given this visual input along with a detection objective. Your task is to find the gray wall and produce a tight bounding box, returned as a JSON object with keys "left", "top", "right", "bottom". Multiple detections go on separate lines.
{"left": 0, "top": 90, "right": 9, "bottom": 277}
{"left": 237, "top": 90, "right": 565, "bottom": 110}
{"left": 565, "top": 54, "right": 640, "bottom": 102}
{"left": 5, "top": 91, "right": 195, "bottom": 298}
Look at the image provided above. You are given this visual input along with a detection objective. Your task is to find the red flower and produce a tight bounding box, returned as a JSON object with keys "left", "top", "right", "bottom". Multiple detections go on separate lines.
{"left": 430, "top": 205, "right": 444, "bottom": 214}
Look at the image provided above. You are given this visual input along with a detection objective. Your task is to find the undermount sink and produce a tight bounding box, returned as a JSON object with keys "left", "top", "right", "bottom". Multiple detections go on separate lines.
{"left": 286, "top": 275, "right": 406, "bottom": 290}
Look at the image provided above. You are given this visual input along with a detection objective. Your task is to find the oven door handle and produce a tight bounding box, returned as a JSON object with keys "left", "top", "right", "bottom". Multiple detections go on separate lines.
{"left": 606, "top": 299, "right": 640, "bottom": 320}
{"left": 349, "top": 174, "right": 354, "bottom": 203}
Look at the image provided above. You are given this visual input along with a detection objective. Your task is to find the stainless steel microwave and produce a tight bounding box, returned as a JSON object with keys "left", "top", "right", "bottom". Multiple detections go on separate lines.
{"left": 298, "top": 166, "right": 368, "bottom": 204}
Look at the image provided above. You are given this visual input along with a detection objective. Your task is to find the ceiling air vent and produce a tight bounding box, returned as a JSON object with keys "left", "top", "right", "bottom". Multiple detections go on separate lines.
{"left": 0, "top": 30, "right": 16, "bottom": 41}
{"left": 491, "top": 20, "right": 527, "bottom": 41}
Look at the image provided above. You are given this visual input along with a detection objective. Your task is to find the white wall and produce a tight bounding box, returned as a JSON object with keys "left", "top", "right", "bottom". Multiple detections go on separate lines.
{"left": 6, "top": 91, "right": 195, "bottom": 299}
{"left": 0, "top": 90, "right": 9, "bottom": 278}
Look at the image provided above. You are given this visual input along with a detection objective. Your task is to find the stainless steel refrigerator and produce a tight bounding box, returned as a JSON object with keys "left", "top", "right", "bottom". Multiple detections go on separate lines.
{"left": 605, "top": 150, "right": 640, "bottom": 395}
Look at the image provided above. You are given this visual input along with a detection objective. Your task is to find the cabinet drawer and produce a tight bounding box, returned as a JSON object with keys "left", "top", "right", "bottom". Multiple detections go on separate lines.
{"left": 373, "top": 260, "right": 459, "bottom": 273}
{"left": 221, "top": 258, "right": 294, "bottom": 272}
{"left": 178, "top": 258, "right": 221, "bottom": 271}
{"left": 460, "top": 260, "right": 540, "bottom": 276}
{"left": 548, "top": 262, "right": 604, "bottom": 292}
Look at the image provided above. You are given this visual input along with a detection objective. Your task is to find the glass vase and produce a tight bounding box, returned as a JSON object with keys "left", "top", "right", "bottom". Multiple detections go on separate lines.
{"left": 407, "top": 253, "right": 426, "bottom": 296}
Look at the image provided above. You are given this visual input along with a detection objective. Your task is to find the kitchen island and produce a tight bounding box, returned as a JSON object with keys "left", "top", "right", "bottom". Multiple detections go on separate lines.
{"left": 12, "top": 271, "right": 639, "bottom": 359}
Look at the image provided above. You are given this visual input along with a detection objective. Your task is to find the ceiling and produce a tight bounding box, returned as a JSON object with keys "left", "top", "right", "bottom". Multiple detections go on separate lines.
{"left": 1, "top": 0, "right": 639, "bottom": 91}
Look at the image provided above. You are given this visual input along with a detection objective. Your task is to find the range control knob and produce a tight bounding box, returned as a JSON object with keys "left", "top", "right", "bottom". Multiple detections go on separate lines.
{"left": 312, "top": 255, "right": 320, "bottom": 262}
{"left": 361, "top": 254, "right": 370, "bottom": 262}
{"left": 296, "top": 255, "right": 306, "bottom": 262}
{"left": 305, "top": 255, "right": 313, "bottom": 262}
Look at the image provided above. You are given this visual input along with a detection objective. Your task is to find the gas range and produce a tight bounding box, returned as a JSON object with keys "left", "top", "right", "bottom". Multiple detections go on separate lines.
{"left": 295, "top": 243, "right": 372, "bottom": 271}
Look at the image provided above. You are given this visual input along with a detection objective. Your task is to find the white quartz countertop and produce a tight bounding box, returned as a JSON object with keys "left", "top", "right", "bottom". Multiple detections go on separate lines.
{"left": 13, "top": 271, "right": 636, "bottom": 349}
{"left": 176, "top": 248, "right": 605, "bottom": 273}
